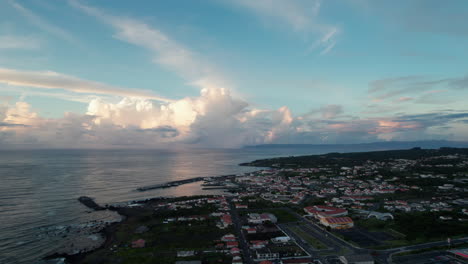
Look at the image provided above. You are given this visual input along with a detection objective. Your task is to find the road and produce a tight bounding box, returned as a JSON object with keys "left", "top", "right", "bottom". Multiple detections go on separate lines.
{"left": 227, "top": 205, "right": 468, "bottom": 264}
{"left": 374, "top": 237, "right": 468, "bottom": 264}
{"left": 279, "top": 223, "right": 329, "bottom": 263}
{"left": 228, "top": 198, "right": 254, "bottom": 264}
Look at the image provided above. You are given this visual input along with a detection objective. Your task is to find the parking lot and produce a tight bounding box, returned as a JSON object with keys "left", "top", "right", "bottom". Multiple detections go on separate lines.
{"left": 335, "top": 227, "right": 395, "bottom": 247}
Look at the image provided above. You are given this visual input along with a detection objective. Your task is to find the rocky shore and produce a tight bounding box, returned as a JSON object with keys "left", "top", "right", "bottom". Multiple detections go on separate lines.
{"left": 44, "top": 196, "right": 170, "bottom": 264}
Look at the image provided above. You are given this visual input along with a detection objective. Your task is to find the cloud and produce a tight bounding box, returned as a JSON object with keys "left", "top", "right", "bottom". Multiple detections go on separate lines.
{"left": 450, "top": 74, "right": 468, "bottom": 89}
{"left": 70, "top": 0, "right": 230, "bottom": 91}
{"left": 3, "top": 93, "right": 468, "bottom": 148}
{"left": 226, "top": 0, "right": 340, "bottom": 54}
{"left": 319, "top": 104, "right": 343, "bottom": 119}
{"left": 368, "top": 74, "right": 468, "bottom": 101}
{"left": 299, "top": 104, "right": 344, "bottom": 119}
{"left": 0, "top": 68, "right": 172, "bottom": 102}
{"left": 0, "top": 35, "right": 42, "bottom": 50}
{"left": 8, "top": 0, "right": 76, "bottom": 43}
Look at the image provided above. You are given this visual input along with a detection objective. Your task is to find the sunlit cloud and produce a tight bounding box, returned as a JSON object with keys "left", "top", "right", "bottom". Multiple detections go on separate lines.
{"left": 0, "top": 68, "right": 173, "bottom": 102}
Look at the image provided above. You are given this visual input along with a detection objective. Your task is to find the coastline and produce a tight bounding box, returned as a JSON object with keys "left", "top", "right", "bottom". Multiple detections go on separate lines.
{"left": 43, "top": 174, "right": 245, "bottom": 263}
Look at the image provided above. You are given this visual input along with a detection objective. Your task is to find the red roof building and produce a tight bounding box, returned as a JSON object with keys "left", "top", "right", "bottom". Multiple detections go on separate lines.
{"left": 131, "top": 239, "right": 146, "bottom": 248}
{"left": 304, "top": 205, "right": 348, "bottom": 218}
{"left": 227, "top": 241, "right": 239, "bottom": 248}
{"left": 320, "top": 217, "right": 354, "bottom": 229}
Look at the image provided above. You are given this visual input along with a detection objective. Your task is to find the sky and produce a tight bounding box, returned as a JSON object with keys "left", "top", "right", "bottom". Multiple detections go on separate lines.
{"left": 1, "top": 0, "right": 468, "bottom": 148}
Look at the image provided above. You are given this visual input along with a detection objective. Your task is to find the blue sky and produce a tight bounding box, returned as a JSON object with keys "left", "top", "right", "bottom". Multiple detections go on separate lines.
{"left": 1, "top": 0, "right": 468, "bottom": 148}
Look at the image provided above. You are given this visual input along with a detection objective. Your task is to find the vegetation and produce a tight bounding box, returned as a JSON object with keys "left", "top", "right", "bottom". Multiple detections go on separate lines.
{"left": 288, "top": 225, "right": 328, "bottom": 249}
{"left": 243, "top": 147, "right": 468, "bottom": 168}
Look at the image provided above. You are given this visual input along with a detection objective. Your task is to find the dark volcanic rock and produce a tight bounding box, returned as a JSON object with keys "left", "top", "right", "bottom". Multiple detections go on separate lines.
{"left": 78, "top": 196, "right": 105, "bottom": 211}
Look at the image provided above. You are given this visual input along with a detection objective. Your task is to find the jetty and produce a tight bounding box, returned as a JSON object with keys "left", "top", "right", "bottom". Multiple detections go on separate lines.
{"left": 136, "top": 177, "right": 206, "bottom": 191}
{"left": 136, "top": 174, "right": 237, "bottom": 192}
{"left": 78, "top": 196, "right": 105, "bottom": 210}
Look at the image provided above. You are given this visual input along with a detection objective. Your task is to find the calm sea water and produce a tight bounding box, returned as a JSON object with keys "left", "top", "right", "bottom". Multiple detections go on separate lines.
{"left": 0, "top": 146, "right": 386, "bottom": 263}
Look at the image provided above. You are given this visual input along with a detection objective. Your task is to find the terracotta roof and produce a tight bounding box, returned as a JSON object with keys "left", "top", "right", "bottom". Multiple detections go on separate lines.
{"left": 323, "top": 217, "right": 353, "bottom": 224}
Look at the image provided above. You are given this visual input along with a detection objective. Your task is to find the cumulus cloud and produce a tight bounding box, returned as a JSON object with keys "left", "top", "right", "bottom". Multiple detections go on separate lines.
{"left": 0, "top": 87, "right": 298, "bottom": 148}
{"left": 4, "top": 87, "right": 468, "bottom": 149}
{"left": 0, "top": 68, "right": 172, "bottom": 102}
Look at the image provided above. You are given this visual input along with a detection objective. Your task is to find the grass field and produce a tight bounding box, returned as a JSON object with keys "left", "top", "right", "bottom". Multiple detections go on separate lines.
{"left": 288, "top": 225, "right": 328, "bottom": 250}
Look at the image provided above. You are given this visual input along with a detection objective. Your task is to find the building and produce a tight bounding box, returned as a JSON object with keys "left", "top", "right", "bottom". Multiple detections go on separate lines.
{"left": 222, "top": 234, "right": 236, "bottom": 242}
{"left": 227, "top": 241, "right": 239, "bottom": 248}
{"left": 339, "top": 254, "right": 374, "bottom": 264}
{"left": 248, "top": 213, "right": 278, "bottom": 224}
{"left": 304, "top": 205, "right": 348, "bottom": 219}
{"left": 448, "top": 248, "right": 468, "bottom": 261}
{"left": 320, "top": 217, "right": 354, "bottom": 229}
{"left": 271, "top": 236, "right": 291, "bottom": 243}
{"left": 177, "top": 251, "right": 195, "bottom": 257}
{"left": 255, "top": 249, "right": 280, "bottom": 260}
{"left": 131, "top": 239, "right": 145, "bottom": 248}
{"left": 222, "top": 214, "right": 233, "bottom": 227}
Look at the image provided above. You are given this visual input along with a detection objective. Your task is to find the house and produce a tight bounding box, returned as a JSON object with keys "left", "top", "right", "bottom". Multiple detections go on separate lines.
{"left": 271, "top": 236, "right": 291, "bottom": 243}
{"left": 320, "top": 217, "right": 354, "bottom": 229}
{"left": 248, "top": 213, "right": 278, "bottom": 224}
{"left": 230, "top": 247, "right": 240, "bottom": 255}
{"left": 232, "top": 255, "right": 243, "bottom": 264}
{"left": 131, "top": 239, "right": 145, "bottom": 248}
{"left": 250, "top": 240, "right": 268, "bottom": 249}
{"left": 227, "top": 241, "right": 239, "bottom": 248}
{"left": 222, "top": 234, "right": 236, "bottom": 241}
{"left": 236, "top": 204, "right": 248, "bottom": 209}
{"left": 177, "top": 251, "right": 195, "bottom": 257}
{"left": 339, "top": 254, "right": 374, "bottom": 264}
{"left": 246, "top": 227, "right": 257, "bottom": 234}
{"left": 222, "top": 214, "right": 233, "bottom": 227}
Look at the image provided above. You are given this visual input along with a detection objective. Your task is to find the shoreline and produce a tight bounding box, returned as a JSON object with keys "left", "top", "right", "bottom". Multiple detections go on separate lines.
{"left": 42, "top": 174, "right": 241, "bottom": 264}
{"left": 44, "top": 195, "right": 171, "bottom": 263}
{"left": 43, "top": 171, "right": 264, "bottom": 263}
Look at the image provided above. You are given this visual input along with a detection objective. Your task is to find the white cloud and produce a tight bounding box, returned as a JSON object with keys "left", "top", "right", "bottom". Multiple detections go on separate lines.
{"left": 228, "top": 0, "right": 340, "bottom": 54}
{"left": 0, "top": 87, "right": 300, "bottom": 148}
{"left": 3, "top": 91, "right": 468, "bottom": 148}
{"left": 8, "top": 0, "right": 76, "bottom": 43}
{"left": 70, "top": 0, "right": 230, "bottom": 91}
{"left": 0, "top": 35, "right": 42, "bottom": 50}
{"left": 0, "top": 68, "right": 172, "bottom": 102}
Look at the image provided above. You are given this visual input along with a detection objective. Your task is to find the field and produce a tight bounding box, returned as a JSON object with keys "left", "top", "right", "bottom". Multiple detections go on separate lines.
{"left": 288, "top": 225, "right": 327, "bottom": 249}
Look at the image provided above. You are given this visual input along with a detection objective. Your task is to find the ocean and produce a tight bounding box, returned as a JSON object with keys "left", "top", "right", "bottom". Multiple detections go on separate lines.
{"left": 0, "top": 145, "right": 431, "bottom": 263}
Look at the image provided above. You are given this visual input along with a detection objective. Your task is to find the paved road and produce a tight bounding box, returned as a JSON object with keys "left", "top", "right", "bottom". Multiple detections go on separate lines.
{"left": 374, "top": 237, "right": 468, "bottom": 264}
{"left": 279, "top": 223, "right": 329, "bottom": 263}
{"left": 228, "top": 198, "right": 254, "bottom": 264}
{"left": 229, "top": 206, "right": 468, "bottom": 264}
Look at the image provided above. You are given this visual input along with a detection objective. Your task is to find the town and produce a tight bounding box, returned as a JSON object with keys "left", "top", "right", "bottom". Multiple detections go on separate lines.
{"left": 68, "top": 148, "right": 468, "bottom": 264}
